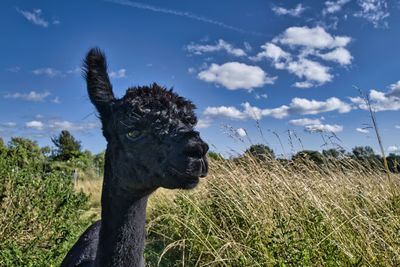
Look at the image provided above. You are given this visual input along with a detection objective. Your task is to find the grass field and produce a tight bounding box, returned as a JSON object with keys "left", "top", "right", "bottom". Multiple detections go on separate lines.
{"left": 76, "top": 155, "right": 400, "bottom": 266}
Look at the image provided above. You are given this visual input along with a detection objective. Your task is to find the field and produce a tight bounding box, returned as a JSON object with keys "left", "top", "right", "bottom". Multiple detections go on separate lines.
{"left": 78, "top": 155, "right": 400, "bottom": 266}
{"left": 0, "top": 137, "right": 399, "bottom": 266}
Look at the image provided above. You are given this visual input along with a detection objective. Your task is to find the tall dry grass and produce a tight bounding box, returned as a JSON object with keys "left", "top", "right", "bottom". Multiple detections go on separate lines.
{"left": 74, "top": 155, "right": 399, "bottom": 266}
{"left": 145, "top": 156, "right": 400, "bottom": 266}
{"left": 74, "top": 171, "right": 102, "bottom": 219}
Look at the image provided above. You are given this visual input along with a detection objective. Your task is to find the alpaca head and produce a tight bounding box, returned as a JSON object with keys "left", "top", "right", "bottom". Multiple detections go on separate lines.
{"left": 84, "top": 48, "right": 208, "bottom": 192}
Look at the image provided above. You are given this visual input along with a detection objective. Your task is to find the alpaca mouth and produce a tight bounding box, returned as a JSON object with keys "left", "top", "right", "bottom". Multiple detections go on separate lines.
{"left": 168, "top": 166, "right": 200, "bottom": 183}
{"left": 199, "top": 158, "right": 208, "bottom": 177}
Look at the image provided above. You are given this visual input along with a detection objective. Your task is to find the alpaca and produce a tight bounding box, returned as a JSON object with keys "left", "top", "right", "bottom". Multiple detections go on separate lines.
{"left": 61, "top": 48, "right": 209, "bottom": 267}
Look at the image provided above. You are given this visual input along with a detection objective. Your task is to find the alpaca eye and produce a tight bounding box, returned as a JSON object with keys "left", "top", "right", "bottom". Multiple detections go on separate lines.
{"left": 126, "top": 130, "right": 141, "bottom": 140}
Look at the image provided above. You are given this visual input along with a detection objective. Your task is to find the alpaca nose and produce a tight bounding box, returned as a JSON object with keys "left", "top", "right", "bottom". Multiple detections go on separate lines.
{"left": 184, "top": 141, "right": 208, "bottom": 158}
{"left": 182, "top": 131, "right": 209, "bottom": 158}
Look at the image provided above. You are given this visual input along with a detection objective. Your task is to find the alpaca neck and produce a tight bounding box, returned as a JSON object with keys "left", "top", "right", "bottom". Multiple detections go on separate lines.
{"left": 95, "top": 147, "right": 152, "bottom": 267}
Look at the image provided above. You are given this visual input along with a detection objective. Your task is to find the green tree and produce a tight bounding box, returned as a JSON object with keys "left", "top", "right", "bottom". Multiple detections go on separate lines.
{"left": 40, "top": 145, "right": 51, "bottom": 158}
{"left": 322, "top": 148, "right": 345, "bottom": 158}
{"left": 7, "top": 137, "right": 44, "bottom": 167}
{"left": 51, "top": 130, "right": 82, "bottom": 161}
{"left": 352, "top": 146, "right": 375, "bottom": 159}
{"left": 293, "top": 150, "right": 324, "bottom": 165}
{"left": 245, "top": 144, "right": 275, "bottom": 160}
{"left": 0, "top": 137, "right": 6, "bottom": 155}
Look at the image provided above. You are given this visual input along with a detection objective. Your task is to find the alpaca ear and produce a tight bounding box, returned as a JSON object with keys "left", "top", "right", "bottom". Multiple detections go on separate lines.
{"left": 83, "top": 47, "right": 115, "bottom": 117}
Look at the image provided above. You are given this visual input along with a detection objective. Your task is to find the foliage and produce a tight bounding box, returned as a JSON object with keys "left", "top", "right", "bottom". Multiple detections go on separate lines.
{"left": 293, "top": 150, "right": 324, "bottom": 165}
{"left": 387, "top": 153, "right": 400, "bottom": 173}
{"left": 1, "top": 134, "right": 400, "bottom": 266}
{"left": 6, "top": 137, "right": 47, "bottom": 170}
{"left": 245, "top": 144, "right": 275, "bottom": 160}
{"left": 51, "top": 130, "right": 83, "bottom": 161}
{"left": 352, "top": 146, "right": 375, "bottom": 159}
{"left": 0, "top": 140, "right": 92, "bottom": 266}
{"left": 0, "top": 137, "right": 6, "bottom": 156}
{"left": 93, "top": 151, "right": 105, "bottom": 177}
{"left": 322, "top": 148, "right": 345, "bottom": 158}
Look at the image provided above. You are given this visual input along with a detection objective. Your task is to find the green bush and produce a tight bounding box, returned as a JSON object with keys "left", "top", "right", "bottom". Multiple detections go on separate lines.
{"left": 0, "top": 141, "right": 92, "bottom": 266}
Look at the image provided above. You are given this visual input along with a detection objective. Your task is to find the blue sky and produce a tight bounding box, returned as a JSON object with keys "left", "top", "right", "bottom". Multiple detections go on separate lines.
{"left": 1, "top": 0, "right": 400, "bottom": 156}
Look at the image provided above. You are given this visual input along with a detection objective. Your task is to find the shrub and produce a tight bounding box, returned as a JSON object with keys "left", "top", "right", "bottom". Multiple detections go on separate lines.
{"left": 0, "top": 144, "right": 92, "bottom": 266}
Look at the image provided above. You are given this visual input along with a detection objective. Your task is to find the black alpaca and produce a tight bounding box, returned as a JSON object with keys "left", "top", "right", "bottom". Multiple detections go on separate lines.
{"left": 61, "top": 48, "right": 209, "bottom": 267}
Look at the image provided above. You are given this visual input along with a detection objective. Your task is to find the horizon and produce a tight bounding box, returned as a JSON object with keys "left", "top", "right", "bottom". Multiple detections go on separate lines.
{"left": 1, "top": 0, "right": 399, "bottom": 157}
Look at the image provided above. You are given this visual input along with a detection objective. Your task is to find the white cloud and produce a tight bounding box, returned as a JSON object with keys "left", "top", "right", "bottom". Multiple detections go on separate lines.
{"left": 356, "top": 127, "right": 370, "bottom": 133}
{"left": 241, "top": 102, "right": 263, "bottom": 120}
{"left": 290, "top": 97, "right": 352, "bottom": 114}
{"left": 26, "top": 120, "right": 44, "bottom": 130}
{"left": 272, "top": 4, "right": 306, "bottom": 17}
{"left": 52, "top": 96, "right": 61, "bottom": 104}
{"left": 323, "top": 0, "right": 351, "bottom": 15}
{"left": 188, "top": 67, "right": 196, "bottom": 74}
{"left": 204, "top": 106, "right": 247, "bottom": 120}
{"left": 255, "top": 93, "right": 268, "bottom": 100}
{"left": 387, "top": 145, "right": 400, "bottom": 153}
{"left": 289, "top": 118, "right": 322, "bottom": 126}
{"left": 305, "top": 123, "right": 343, "bottom": 133}
{"left": 32, "top": 68, "right": 62, "bottom": 77}
{"left": 4, "top": 91, "right": 51, "bottom": 102}
{"left": 389, "top": 81, "right": 400, "bottom": 90}
{"left": 49, "top": 121, "right": 73, "bottom": 131}
{"left": 354, "top": 0, "right": 390, "bottom": 28}
{"left": 251, "top": 27, "right": 352, "bottom": 88}
{"left": 293, "top": 81, "right": 314, "bottom": 88}
{"left": 187, "top": 39, "right": 246, "bottom": 57}
{"left": 250, "top": 43, "right": 291, "bottom": 62}
{"left": 2, "top": 122, "right": 17, "bottom": 127}
{"left": 317, "top": 47, "right": 353, "bottom": 65}
{"left": 244, "top": 42, "right": 252, "bottom": 51}
{"left": 57, "top": 121, "right": 98, "bottom": 131}
{"left": 396, "top": 125, "right": 400, "bottom": 129}
{"left": 203, "top": 97, "right": 351, "bottom": 120}
{"left": 47, "top": 120, "right": 100, "bottom": 133}
{"left": 387, "top": 81, "right": 400, "bottom": 98}
{"left": 67, "top": 67, "right": 81, "bottom": 75}
{"left": 7, "top": 66, "right": 21, "bottom": 73}
{"left": 350, "top": 85, "right": 400, "bottom": 111}
{"left": 198, "top": 62, "right": 276, "bottom": 90}
{"left": 17, "top": 8, "right": 49, "bottom": 27}
{"left": 236, "top": 128, "right": 247, "bottom": 137}
{"left": 109, "top": 69, "right": 126, "bottom": 78}
{"left": 196, "top": 118, "right": 212, "bottom": 129}
{"left": 273, "top": 26, "right": 351, "bottom": 49}
{"left": 4, "top": 118, "right": 100, "bottom": 135}
{"left": 287, "top": 58, "right": 333, "bottom": 85}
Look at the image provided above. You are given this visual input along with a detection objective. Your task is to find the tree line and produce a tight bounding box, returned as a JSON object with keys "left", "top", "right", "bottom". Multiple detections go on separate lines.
{"left": 209, "top": 144, "right": 400, "bottom": 173}
{"left": 1, "top": 131, "right": 399, "bottom": 175}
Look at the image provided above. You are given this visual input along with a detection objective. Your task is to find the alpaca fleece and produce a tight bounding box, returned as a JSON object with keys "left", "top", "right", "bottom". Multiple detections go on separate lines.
{"left": 61, "top": 48, "right": 208, "bottom": 267}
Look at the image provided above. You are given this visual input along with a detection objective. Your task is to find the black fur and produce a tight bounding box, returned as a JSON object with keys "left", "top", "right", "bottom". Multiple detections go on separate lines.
{"left": 82, "top": 48, "right": 115, "bottom": 117}
{"left": 61, "top": 48, "right": 208, "bottom": 267}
